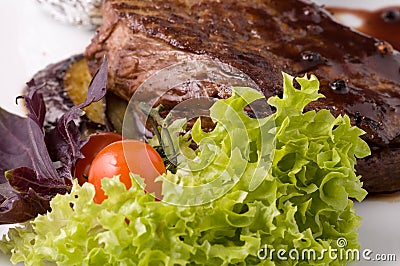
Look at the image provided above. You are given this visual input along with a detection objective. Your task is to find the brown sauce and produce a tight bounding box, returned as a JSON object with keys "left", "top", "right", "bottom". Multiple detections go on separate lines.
{"left": 327, "top": 6, "right": 400, "bottom": 51}
{"left": 326, "top": 6, "right": 400, "bottom": 200}
{"left": 365, "top": 191, "right": 400, "bottom": 203}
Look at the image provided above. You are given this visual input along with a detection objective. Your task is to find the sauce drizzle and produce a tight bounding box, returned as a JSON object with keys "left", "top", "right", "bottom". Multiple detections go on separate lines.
{"left": 328, "top": 6, "right": 400, "bottom": 51}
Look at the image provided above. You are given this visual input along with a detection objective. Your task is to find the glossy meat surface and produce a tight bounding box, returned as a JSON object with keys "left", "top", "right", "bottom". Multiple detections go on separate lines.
{"left": 85, "top": 0, "right": 400, "bottom": 193}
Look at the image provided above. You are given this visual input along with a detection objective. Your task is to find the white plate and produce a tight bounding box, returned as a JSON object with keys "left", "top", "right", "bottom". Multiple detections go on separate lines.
{"left": 0, "top": 0, "right": 399, "bottom": 265}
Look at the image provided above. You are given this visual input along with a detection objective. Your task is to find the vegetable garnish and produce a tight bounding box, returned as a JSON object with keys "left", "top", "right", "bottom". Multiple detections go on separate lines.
{"left": 74, "top": 132, "right": 123, "bottom": 186}
{"left": 88, "top": 140, "right": 166, "bottom": 203}
{"left": 0, "top": 73, "right": 370, "bottom": 265}
{"left": 0, "top": 58, "right": 108, "bottom": 224}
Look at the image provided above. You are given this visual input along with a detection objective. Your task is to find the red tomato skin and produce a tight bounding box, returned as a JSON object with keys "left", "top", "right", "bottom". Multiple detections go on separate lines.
{"left": 88, "top": 140, "right": 166, "bottom": 203}
{"left": 74, "top": 132, "right": 122, "bottom": 185}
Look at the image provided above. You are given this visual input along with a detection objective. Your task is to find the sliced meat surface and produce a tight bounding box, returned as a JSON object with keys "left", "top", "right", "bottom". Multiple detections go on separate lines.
{"left": 85, "top": 0, "right": 400, "bottom": 193}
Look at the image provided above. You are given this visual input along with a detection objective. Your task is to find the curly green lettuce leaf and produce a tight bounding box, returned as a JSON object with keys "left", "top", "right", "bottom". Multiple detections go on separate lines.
{"left": 1, "top": 73, "right": 369, "bottom": 265}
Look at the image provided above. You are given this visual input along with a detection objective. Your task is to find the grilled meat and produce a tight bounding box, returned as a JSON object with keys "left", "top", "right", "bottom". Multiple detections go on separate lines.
{"left": 85, "top": 0, "right": 400, "bottom": 193}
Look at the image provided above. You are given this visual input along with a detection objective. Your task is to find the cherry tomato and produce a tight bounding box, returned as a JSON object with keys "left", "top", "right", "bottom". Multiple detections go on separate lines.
{"left": 74, "top": 132, "right": 123, "bottom": 185}
{"left": 88, "top": 140, "right": 166, "bottom": 203}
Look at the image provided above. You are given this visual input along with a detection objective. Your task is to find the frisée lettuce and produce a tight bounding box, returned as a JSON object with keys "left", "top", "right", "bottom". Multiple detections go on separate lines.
{"left": 0, "top": 73, "right": 370, "bottom": 265}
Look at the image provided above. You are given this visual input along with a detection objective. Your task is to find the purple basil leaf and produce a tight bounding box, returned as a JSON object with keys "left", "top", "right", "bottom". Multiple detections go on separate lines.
{"left": 78, "top": 57, "right": 108, "bottom": 108}
{"left": 17, "top": 80, "right": 46, "bottom": 128}
{"left": 45, "top": 57, "right": 108, "bottom": 181}
{"left": 0, "top": 108, "right": 53, "bottom": 177}
{"left": 5, "top": 167, "right": 69, "bottom": 195}
{"left": 0, "top": 182, "right": 50, "bottom": 224}
{"left": 0, "top": 108, "right": 65, "bottom": 224}
{"left": 44, "top": 108, "right": 85, "bottom": 182}
{"left": 0, "top": 58, "right": 108, "bottom": 224}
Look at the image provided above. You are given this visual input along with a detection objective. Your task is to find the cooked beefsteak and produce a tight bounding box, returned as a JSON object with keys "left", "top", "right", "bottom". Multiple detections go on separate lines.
{"left": 85, "top": 0, "right": 400, "bottom": 193}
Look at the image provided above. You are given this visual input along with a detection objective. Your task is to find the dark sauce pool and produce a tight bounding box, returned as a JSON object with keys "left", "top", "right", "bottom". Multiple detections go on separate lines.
{"left": 327, "top": 6, "right": 400, "bottom": 51}
{"left": 327, "top": 5, "right": 400, "bottom": 200}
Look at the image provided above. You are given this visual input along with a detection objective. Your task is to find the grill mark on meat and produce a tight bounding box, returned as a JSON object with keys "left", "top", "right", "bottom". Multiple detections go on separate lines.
{"left": 85, "top": 0, "right": 400, "bottom": 192}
